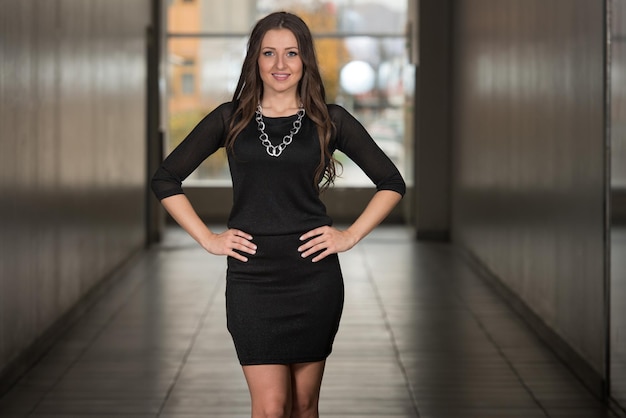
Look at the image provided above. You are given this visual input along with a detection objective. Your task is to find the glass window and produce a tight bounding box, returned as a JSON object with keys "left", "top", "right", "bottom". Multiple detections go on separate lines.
{"left": 181, "top": 73, "right": 195, "bottom": 95}
{"left": 166, "top": 0, "right": 413, "bottom": 187}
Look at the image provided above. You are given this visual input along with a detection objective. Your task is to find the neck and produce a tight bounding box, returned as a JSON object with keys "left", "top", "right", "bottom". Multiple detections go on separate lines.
{"left": 260, "top": 95, "right": 301, "bottom": 117}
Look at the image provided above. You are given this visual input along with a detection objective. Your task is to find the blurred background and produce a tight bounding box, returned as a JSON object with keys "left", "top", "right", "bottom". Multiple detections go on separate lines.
{"left": 166, "top": 0, "right": 413, "bottom": 187}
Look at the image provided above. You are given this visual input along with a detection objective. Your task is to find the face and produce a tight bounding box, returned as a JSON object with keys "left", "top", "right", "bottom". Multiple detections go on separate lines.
{"left": 257, "top": 29, "right": 303, "bottom": 98}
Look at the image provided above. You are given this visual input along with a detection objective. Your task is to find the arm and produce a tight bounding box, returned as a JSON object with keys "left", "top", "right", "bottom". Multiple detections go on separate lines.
{"left": 298, "top": 105, "right": 405, "bottom": 262}
{"left": 161, "top": 194, "right": 256, "bottom": 262}
{"left": 344, "top": 189, "right": 403, "bottom": 243}
{"left": 298, "top": 190, "right": 402, "bottom": 262}
{"left": 152, "top": 103, "right": 256, "bottom": 262}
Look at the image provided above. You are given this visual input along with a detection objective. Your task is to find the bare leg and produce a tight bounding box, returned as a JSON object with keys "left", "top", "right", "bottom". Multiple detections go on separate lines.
{"left": 290, "top": 361, "right": 326, "bottom": 418}
{"left": 242, "top": 364, "right": 292, "bottom": 418}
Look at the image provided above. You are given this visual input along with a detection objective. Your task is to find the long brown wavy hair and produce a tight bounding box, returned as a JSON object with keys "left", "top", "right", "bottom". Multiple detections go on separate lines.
{"left": 226, "top": 11, "right": 339, "bottom": 192}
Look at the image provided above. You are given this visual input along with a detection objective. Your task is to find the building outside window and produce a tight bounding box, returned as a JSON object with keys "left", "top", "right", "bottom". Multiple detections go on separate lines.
{"left": 181, "top": 73, "right": 195, "bottom": 95}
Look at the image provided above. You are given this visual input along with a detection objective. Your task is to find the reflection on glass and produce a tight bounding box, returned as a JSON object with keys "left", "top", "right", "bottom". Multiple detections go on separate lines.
{"left": 167, "top": 0, "right": 413, "bottom": 187}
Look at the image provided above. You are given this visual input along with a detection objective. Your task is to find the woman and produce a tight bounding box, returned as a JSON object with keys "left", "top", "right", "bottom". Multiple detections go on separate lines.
{"left": 151, "top": 11, "right": 405, "bottom": 418}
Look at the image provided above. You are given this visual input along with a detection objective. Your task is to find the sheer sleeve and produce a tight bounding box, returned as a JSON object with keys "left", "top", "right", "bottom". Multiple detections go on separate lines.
{"left": 151, "top": 102, "right": 234, "bottom": 200}
{"left": 329, "top": 105, "right": 406, "bottom": 196}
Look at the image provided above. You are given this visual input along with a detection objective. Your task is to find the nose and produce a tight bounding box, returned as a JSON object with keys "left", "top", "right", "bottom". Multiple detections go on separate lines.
{"left": 276, "top": 54, "right": 286, "bottom": 70}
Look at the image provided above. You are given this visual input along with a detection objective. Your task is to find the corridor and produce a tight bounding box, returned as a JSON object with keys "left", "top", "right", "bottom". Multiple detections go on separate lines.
{"left": 0, "top": 226, "right": 616, "bottom": 418}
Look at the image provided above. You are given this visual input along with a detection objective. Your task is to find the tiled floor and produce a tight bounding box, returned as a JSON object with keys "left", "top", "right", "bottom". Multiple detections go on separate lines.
{"left": 0, "top": 226, "right": 621, "bottom": 417}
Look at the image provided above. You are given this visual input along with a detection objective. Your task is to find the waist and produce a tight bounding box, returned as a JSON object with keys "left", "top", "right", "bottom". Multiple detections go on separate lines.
{"left": 227, "top": 231, "right": 339, "bottom": 273}
{"left": 227, "top": 218, "right": 332, "bottom": 237}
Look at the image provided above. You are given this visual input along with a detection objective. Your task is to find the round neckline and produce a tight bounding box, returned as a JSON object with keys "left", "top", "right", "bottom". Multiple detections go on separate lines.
{"left": 260, "top": 113, "right": 300, "bottom": 121}
{"left": 257, "top": 102, "right": 303, "bottom": 119}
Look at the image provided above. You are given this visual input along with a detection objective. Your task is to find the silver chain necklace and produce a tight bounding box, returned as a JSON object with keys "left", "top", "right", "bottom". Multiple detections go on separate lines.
{"left": 255, "top": 104, "right": 305, "bottom": 157}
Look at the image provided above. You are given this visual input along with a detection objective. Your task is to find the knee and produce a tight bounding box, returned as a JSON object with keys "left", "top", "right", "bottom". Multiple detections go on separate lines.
{"left": 253, "top": 399, "right": 291, "bottom": 418}
{"left": 291, "top": 397, "right": 318, "bottom": 418}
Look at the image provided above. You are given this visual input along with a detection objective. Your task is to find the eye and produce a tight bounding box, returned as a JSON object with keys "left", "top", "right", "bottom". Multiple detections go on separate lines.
{"left": 262, "top": 50, "right": 274, "bottom": 57}
{"left": 287, "top": 50, "right": 299, "bottom": 57}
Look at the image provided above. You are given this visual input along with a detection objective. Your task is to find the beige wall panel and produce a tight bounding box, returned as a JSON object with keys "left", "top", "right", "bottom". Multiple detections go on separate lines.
{"left": 451, "top": 0, "right": 606, "bottom": 374}
{"left": 0, "top": 0, "right": 150, "bottom": 376}
{"left": 610, "top": 0, "right": 626, "bottom": 406}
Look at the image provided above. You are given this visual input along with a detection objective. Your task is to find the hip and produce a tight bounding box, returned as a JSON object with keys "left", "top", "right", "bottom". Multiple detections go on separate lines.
{"left": 227, "top": 231, "right": 341, "bottom": 283}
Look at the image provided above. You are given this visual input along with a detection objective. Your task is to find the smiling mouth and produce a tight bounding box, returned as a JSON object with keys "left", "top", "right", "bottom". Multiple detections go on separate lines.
{"left": 272, "top": 73, "right": 290, "bottom": 81}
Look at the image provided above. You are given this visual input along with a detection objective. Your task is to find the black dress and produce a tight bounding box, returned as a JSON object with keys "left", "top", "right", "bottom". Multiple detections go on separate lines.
{"left": 151, "top": 102, "right": 405, "bottom": 365}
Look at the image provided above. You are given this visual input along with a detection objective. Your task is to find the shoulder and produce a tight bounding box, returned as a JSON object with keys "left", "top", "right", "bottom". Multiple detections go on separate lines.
{"left": 199, "top": 101, "right": 237, "bottom": 127}
{"left": 326, "top": 103, "right": 351, "bottom": 121}
{"left": 214, "top": 101, "right": 237, "bottom": 117}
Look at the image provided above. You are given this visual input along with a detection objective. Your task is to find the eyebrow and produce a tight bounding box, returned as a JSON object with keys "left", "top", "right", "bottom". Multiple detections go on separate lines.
{"left": 261, "top": 46, "right": 299, "bottom": 50}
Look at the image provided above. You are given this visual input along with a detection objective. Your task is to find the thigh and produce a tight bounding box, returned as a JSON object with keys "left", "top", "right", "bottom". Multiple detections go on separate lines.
{"left": 242, "top": 364, "right": 292, "bottom": 411}
{"left": 290, "top": 361, "right": 326, "bottom": 407}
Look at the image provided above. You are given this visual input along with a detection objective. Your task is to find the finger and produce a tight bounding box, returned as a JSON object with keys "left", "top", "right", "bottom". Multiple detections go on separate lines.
{"left": 299, "top": 227, "right": 327, "bottom": 241}
{"left": 311, "top": 249, "right": 331, "bottom": 263}
{"left": 229, "top": 250, "right": 248, "bottom": 262}
{"left": 298, "top": 234, "right": 330, "bottom": 254}
{"left": 231, "top": 229, "right": 253, "bottom": 241}
{"left": 297, "top": 236, "right": 322, "bottom": 253}
{"left": 233, "top": 242, "right": 257, "bottom": 255}
{"left": 234, "top": 237, "right": 257, "bottom": 251}
{"left": 301, "top": 242, "right": 331, "bottom": 259}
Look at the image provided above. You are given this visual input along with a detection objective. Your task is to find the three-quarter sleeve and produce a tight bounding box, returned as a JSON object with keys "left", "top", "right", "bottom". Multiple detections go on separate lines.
{"left": 151, "top": 102, "right": 234, "bottom": 200}
{"left": 329, "top": 105, "right": 406, "bottom": 196}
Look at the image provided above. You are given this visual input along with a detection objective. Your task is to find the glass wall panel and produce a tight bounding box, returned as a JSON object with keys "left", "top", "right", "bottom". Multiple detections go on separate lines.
{"left": 611, "top": 0, "right": 626, "bottom": 409}
{"left": 166, "top": 0, "right": 412, "bottom": 187}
